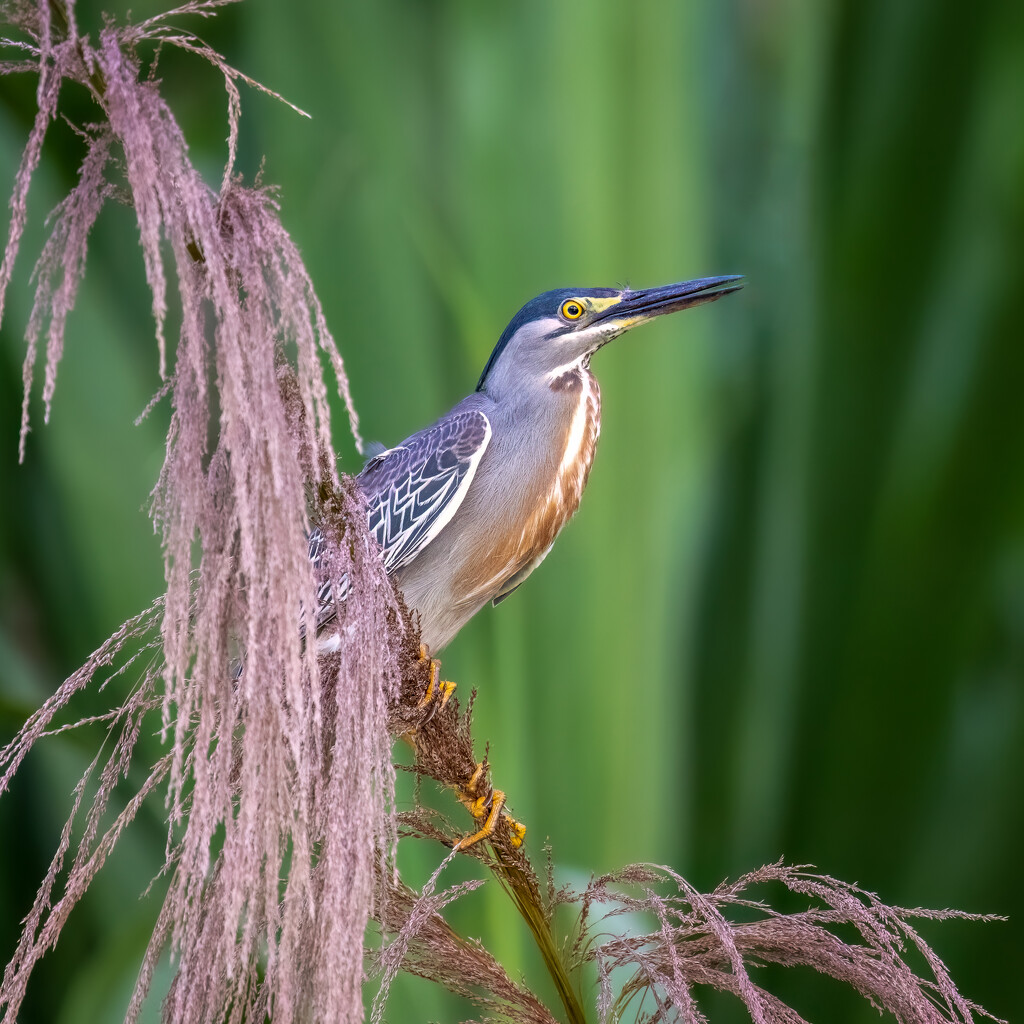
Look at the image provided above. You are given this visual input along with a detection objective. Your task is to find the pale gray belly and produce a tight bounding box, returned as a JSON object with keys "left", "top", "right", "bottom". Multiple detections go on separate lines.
{"left": 393, "top": 453, "right": 544, "bottom": 651}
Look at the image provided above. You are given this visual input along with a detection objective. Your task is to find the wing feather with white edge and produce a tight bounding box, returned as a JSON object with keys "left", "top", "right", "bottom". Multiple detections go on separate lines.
{"left": 359, "top": 409, "right": 491, "bottom": 573}
{"left": 307, "top": 408, "right": 491, "bottom": 643}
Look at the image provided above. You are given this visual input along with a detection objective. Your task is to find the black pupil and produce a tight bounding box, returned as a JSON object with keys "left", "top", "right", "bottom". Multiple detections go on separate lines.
{"left": 567, "top": 304, "right": 579, "bottom": 316}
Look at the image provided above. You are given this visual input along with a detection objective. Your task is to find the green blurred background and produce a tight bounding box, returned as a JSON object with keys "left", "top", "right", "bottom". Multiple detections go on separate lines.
{"left": 1, "top": 0, "right": 1021, "bottom": 1020}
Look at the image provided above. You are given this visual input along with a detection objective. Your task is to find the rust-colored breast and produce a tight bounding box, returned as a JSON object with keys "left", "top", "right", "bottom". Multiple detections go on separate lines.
{"left": 525, "top": 370, "right": 601, "bottom": 553}
{"left": 456, "top": 370, "right": 602, "bottom": 605}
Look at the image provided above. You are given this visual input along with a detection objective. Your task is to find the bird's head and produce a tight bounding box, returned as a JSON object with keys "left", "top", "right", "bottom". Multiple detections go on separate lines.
{"left": 476, "top": 276, "right": 743, "bottom": 396}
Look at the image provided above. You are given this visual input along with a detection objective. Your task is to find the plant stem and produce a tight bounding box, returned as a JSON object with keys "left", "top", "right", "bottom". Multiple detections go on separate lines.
{"left": 488, "top": 843, "right": 587, "bottom": 1024}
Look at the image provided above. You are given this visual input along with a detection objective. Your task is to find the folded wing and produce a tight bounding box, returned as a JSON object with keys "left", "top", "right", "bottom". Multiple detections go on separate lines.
{"left": 360, "top": 408, "right": 492, "bottom": 573}
{"left": 308, "top": 408, "right": 491, "bottom": 639}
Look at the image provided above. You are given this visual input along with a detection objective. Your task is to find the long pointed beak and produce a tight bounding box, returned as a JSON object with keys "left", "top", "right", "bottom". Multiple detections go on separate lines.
{"left": 594, "top": 276, "right": 743, "bottom": 329}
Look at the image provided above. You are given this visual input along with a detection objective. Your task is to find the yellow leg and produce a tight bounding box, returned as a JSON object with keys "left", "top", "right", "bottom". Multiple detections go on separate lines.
{"left": 506, "top": 817, "right": 527, "bottom": 848}
{"left": 455, "top": 789, "right": 507, "bottom": 851}
{"left": 454, "top": 762, "right": 526, "bottom": 851}
{"left": 417, "top": 644, "right": 456, "bottom": 709}
{"left": 461, "top": 762, "right": 487, "bottom": 815}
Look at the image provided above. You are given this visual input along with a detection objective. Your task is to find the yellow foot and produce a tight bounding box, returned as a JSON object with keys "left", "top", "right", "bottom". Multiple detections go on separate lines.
{"left": 454, "top": 763, "right": 527, "bottom": 851}
{"left": 455, "top": 788, "right": 507, "bottom": 851}
{"left": 417, "top": 644, "right": 456, "bottom": 709}
{"left": 506, "top": 817, "right": 527, "bottom": 848}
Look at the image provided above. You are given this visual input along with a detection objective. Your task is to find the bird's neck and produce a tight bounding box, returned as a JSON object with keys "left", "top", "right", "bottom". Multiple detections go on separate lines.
{"left": 541, "top": 359, "right": 602, "bottom": 514}
{"left": 452, "top": 360, "right": 601, "bottom": 608}
{"left": 485, "top": 356, "right": 603, "bottom": 489}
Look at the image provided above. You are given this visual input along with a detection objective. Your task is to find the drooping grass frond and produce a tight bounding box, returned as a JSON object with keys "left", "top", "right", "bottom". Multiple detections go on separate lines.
{"left": 371, "top": 864, "right": 558, "bottom": 1024}
{"left": 0, "top": 602, "right": 166, "bottom": 1017}
{"left": 1, "top": 2, "right": 394, "bottom": 1021}
{"left": 568, "top": 862, "right": 1003, "bottom": 1024}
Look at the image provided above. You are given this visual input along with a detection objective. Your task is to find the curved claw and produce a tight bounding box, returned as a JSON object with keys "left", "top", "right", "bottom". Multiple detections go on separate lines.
{"left": 455, "top": 763, "right": 527, "bottom": 851}
{"left": 417, "top": 645, "right": 457, "bottom": 713}
{"left": 454, "top": 788, "right": 507, "bottom": 851}
{"left": 505, "top": 816, "right": 527, "bottom": 848}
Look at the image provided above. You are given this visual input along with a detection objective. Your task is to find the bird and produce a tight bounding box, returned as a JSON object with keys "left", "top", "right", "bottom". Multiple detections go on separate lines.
{"left": 311, "top": 276, "right": 742, "bottom": 668}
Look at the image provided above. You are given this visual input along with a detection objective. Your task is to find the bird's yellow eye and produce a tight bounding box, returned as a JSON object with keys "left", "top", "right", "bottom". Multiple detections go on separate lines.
{"left": 561, "top": 299, "right": 585, "bottom": 320}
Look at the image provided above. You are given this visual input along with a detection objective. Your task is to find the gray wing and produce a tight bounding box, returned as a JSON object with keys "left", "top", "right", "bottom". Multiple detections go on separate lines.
{"left": 306, "top": 408, "right": 490, "bottom": 643}
{"left": 359, "top": 408, "right": 491, "bottom": 573}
